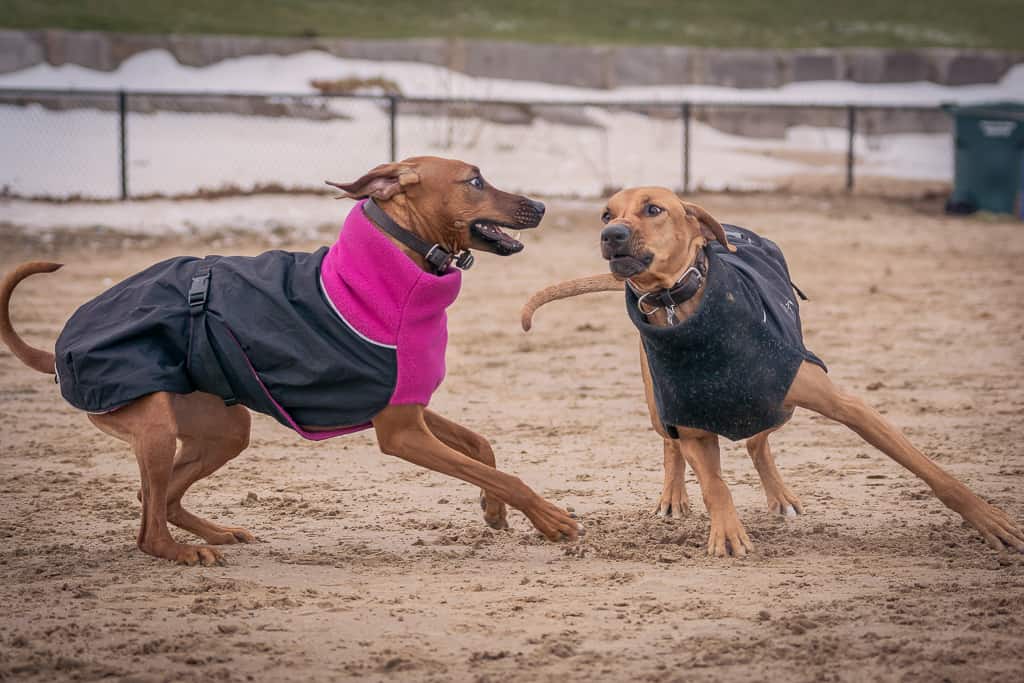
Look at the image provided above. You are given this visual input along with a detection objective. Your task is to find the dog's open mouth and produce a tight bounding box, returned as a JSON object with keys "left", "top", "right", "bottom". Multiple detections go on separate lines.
{"left": 608, "top": 253, "right": 654, "bottom": 278}
{"left": 471, "top": 220, "right": 526, "bottom": 256}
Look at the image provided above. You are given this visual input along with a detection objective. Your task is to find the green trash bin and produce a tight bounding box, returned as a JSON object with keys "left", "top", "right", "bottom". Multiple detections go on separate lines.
{"left": 944, "top": 102, "right": 1024, "bottom": 216}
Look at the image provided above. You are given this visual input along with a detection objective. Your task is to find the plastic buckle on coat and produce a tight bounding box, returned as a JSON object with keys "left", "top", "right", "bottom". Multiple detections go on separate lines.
{"left": 188, "top": 274, "right": 210, "bottom": 312}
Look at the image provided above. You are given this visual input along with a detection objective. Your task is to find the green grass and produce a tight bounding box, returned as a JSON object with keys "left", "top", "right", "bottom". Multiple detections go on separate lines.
{"left": 2, "top": 0, "right": 1022, "bottom": 49}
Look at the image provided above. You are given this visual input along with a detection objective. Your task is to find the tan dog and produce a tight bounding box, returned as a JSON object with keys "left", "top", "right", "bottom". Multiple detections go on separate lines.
{"left": 1, "top": 157, "right": 580, "bottom": 566}
{"left": 522, "top": 186, "right": 1023, "bottom": 557}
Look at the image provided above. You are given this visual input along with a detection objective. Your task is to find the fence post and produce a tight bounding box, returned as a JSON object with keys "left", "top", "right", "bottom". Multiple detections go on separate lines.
{"left": 388, "top": 96, "right": 398, "bottom": 162}
{"left": 681, "top": 102, "right": 691, "bottom": 194}
{"left": 846, "top": 105, "right": 856, "bottom": 192}
{"left": 118, "top": 89, "right": 128, "bottom": 200}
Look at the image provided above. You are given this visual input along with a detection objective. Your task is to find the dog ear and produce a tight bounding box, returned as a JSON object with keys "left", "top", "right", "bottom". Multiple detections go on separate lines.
{"left": 325, "top": 162, "right": 420, "bottom": 200}
{"left": 680, "top": 200, "right": 736, "bottom": 253}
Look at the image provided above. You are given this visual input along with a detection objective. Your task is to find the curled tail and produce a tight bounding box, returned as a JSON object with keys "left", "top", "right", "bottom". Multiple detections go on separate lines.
{"left": 0, "top": 261, "right": 63, "bottom": 374}
{"left": 521, "top": 273, "right": 624, "bottom": 331}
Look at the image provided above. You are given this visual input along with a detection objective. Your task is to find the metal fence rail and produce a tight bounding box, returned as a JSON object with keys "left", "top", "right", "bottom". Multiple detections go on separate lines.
{"left": 0, "top": 87, "right": 956, "bottom": 200}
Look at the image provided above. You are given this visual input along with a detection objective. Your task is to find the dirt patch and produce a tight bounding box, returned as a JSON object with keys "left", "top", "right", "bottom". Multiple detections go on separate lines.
{"left": 1, "top": 194, "right": 1022, "bottom": 682}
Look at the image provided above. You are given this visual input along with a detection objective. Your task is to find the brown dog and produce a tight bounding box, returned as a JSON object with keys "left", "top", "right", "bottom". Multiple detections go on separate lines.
{"left": 521, "top": 186, "right": 1023, "bottom": 557}
{"left": 1, "top": 156, "right": 580, "bottom": 566}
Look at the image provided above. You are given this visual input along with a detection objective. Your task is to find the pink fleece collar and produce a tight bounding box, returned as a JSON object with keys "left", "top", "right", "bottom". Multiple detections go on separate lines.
{"left": 319, "top": 200, "right": 462, "bottom": 407}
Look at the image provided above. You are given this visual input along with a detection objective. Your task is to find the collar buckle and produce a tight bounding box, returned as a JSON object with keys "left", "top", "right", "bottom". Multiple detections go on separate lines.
{"left": 424, "top": 244, "right": 453, "bottom": 272}
{"left": 422, "top": 245, "right": 475, "bottom": 272}
{"left": 630, "top": 248, "right": 708, "bottom": 321}
{"left": 454, "top": 250, "right": 475, "bottom": 270}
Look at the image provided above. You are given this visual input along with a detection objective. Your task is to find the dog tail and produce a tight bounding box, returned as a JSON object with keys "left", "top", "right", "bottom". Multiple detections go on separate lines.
{"left": 0, "top": 261, "right": 63, "bottom": 374}
{"left": 521, "top": 273, "right": 624, "bottom": 331}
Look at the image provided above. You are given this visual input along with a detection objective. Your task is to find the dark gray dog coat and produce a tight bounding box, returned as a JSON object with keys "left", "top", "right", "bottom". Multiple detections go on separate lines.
{"left": 627, "top": 225, "right": 826, "bottom": 441}
{"left": 53, "top": 201, "right": 463, "bottom": 440}
{"left": 54, "top": 250, "right": 396, "bottom": 435}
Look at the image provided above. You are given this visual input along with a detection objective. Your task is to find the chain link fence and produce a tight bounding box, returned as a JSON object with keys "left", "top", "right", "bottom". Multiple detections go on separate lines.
{"left": 0, "top": 88, "right": 952, "bottom": 200}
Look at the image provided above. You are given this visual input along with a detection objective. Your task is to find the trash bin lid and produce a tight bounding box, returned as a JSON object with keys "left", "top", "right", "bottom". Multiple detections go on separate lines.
{"left": 942, "top": 101, "right": 1024, "bottom": 121}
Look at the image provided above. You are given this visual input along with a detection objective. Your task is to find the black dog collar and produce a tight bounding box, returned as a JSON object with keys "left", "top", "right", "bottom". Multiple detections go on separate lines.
{"left": 363, "top": 198, "right": 474, "bottom": 274}
{"left": 628, "top": 248, "right": 708, "bottom": 321}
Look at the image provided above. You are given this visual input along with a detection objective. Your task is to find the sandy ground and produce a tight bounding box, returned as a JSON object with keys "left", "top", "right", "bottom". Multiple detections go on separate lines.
{"left": 1, "top": 194, "right": 1023, "bottom": 682}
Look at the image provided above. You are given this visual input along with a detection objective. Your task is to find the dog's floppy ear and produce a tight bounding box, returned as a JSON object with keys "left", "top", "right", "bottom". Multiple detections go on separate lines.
{"left": 680, "top": 200, "right": 736, "bottom": 253}
{"left": 326, "top": 162, "right": 420, "bottom": 200}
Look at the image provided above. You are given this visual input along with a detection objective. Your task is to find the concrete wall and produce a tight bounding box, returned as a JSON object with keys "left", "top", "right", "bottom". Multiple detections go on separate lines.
{"left": 2, "top": 29, "right": 1021, "bottom": 89}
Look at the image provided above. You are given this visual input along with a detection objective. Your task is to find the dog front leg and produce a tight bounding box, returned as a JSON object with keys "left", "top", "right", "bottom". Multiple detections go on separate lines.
{"left": 373, "top": 404, "right": 580, "bottom": 541}
{"left": 423, "top": 409, "right": 508, "bottom": 530}
{"left": 641, "top": 344, "right": 691, "bottom": 519}
{"left": 678, "top": 435, "right": 754, "bottom": 557}
{"left": 786, "top": 362, "right": 1024, "bottom": 552}
{"left": 657, "top": 439, "right": 690, "bottom": 519}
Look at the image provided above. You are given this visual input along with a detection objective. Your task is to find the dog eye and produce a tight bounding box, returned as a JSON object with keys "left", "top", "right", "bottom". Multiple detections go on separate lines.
{"left": 468, "top": 177, "right": 484, "bottom": 189}
{"left": 601, "top": 210, "right": 611, "bottom": 224}
{"left": 645, "top": 204, "right": 663, "bottom": 217}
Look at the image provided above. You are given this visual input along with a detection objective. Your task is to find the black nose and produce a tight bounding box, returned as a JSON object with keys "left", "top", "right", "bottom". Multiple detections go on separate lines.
{"left": 529, "top": 200, "right": 546, "bottom": 216}
{"left": 601, "top": 223, "right": 630, "bottom": 247}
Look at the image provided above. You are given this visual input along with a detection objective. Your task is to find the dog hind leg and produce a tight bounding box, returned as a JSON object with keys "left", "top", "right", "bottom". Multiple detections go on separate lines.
{"left": 746, "top": 430, "right": 802, "bottom": 517}
{"left": 786, "top": 362, "right": 1024, "bottom": 552}
{"left": 91, "top": 392, "right": 224, "bottom": 566}
{"left": 164, "top": 393, "right": 254, "bottom": 545}
{"left": 165, "top": 435, "right": 254, "bottom": 545}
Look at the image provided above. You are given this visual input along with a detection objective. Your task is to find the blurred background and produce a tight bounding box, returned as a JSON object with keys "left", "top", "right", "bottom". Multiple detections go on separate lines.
{"left": 0, "top": 1, "right": 1022, "bottom": 225}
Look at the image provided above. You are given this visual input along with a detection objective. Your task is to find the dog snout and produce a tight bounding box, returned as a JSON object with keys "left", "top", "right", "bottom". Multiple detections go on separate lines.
{"left": 515, "top": 199, "right": 546, "bottom": 227}
{"left": 601, "top": 223, "right": 631, "bottom": 257}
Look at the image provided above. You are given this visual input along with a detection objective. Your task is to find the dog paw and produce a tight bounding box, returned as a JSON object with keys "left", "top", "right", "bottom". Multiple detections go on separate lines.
{"left": 655, "top": 501, "right": 690, "bottom": 519}
{"left": 765, "top": 488, "right": 803, "bottom": 518}
{"left": 962, "top": 500, "right": 1024, "bottom": 553}
{"left": 167, "top": 507, "right": 256, "bottom": 545}
{"left": 203, "top": 526, "right": 257, "bottom": 545}
{"left": 937, "top": 485, "right": 1024, "bottom": 553}
{"left": 179, "top": 545, "right": 225, "bottom": 567}
{"left": 707, "top": 509, "right": 754, "bottom": 557}
{"left": 524, "top": 496, "right": 582, "bottom": 542}
{"left": 480, "top": 492, "right": 509, "bottom": 531}
{"left": 655, "top": 473, "right": 690, "bottom": 520}
{"left": 142, "top": 541, "right": 226, "bottom": 567}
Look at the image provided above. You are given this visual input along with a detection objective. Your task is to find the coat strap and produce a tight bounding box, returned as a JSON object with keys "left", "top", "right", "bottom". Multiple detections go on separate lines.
{"left": 186, "top": 266, "right": 238, "bottom": 407}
